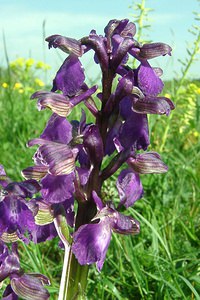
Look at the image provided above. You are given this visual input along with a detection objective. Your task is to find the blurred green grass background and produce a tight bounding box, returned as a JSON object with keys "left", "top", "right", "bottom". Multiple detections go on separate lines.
{"left": 0, "top": 1, "right": 200, "bottom": 299}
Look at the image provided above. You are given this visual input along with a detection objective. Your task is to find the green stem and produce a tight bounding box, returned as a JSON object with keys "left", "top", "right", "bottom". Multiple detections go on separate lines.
{"left": 58, "top": 245, "right": 89, "bottom": 300}
{"left": 64, "top": 249, "right": 89, "bottom": 300}
{"left": 136, "top": 0, "right": 146, "bottom": 41}
{"left": 58, "top": 245, "right": 70, "bottom": 300}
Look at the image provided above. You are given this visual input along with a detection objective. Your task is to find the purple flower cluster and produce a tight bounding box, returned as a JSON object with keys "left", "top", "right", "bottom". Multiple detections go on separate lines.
{"left": 0, "top": 18, "right": 174, "bottom": 295}
{"left": 0, "top": 242, "right": 50, "bottom": 299}
{"left": 0, "top": 166, "right": 51, "bottom": 299}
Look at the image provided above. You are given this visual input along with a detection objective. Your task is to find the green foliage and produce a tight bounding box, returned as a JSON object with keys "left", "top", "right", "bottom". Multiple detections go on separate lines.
{"left": 0, "top": 1, "right": 200, "bottom": 299}
{"left": 129, "top": 0, "right": 153, "bottom": 43}
{"left": 0, "top": 58, "right": 51, "bottom": 179}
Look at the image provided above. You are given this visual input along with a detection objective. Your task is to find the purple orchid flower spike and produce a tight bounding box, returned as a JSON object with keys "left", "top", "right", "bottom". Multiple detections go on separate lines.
{"left": 72, "top": 191, "right": 140, "bottom": 271}
{"left": 15, "top": 17, "right": 174, "bottom": 299}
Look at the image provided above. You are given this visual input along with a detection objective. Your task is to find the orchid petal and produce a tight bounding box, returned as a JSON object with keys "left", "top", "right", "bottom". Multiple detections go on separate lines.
{"left": 132, "top": 96, "right": 175, "bottom": 115}
{"left": 41, "top": 173, "right": 75, "bottom": 204}
{"left": 52, "top": 55, "right": 85, "bottom": 97}
{"left": 138, "top": 42, "right": 172, "bottom": 59}
{"left": 40, "top": 113, "right": 73, "bottom": 144}
{"left": 117, "top": 169, "right": 143, "bottom": 208}
{"left": 11, "top": 273, "right": 50, "bottom": 300}
{"left": 112, "top": 212, "right": 140, "bottom": 235}
{"left": 137, "top": 62, "right": 164, "bottom": 96}
{"left": 46, "top": 34, "right": 83, "bottom": 57}
{"left": 72, "top": 220, "right": 111, "bottom": 272}
{"left": 129, "top": 152, "right": 168, "bottom": 174}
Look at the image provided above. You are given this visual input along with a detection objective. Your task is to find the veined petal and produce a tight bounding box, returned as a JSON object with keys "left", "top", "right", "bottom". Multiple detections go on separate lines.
{"left": 104, "top": 19, "right": 121, "bottom": 53}
{"left": 21, "top": 166, "right": 48, "bottom": 180}
{"left": 1, "top": 232, "right": 20, "bottom": 243}
{"left": 39, "top": 143, "right": 76, "bottom": 175}
{"left": 118, "top": 21, "right": 136, "bottom": 37}
{"left": 11, "top": 273, "right": 50, "bottom": 300}
{"left": 105, "top": 19, "right": 136, "bottom": 39}
{"left": 132, "top": 96, "right": 175, "bottom": 115}
{"left": 112, "top": 212, "right": 140, "bottom": 235}
{"left": 45, "top": 34, "right": 83, "bottom": 57}
{"left": 27, "top": 138, "right": 53, "bottom": 147}
{"left": 129, "top": 152, "right": 168, "bottom": 174}
{"left": 138, "top": 42, "right": 172, "bottom": 59}
{"left": 31, "top": 91, "right": 73, "bottom": 117}
{"left": 104, "top": 19, "right": 121, "bottom": 38}
{"left": 33, "top": 201, "right": 54, "bottom": 225}
{"left": 39, "top": 97, "right": 73, "bottom": 117}
{"left": 117, "top": 169, "right": 143, "bottom": 208}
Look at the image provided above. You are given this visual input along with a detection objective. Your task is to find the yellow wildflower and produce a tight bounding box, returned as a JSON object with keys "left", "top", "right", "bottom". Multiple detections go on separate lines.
{"left": 26, "top": 87, "right": 34, "bottom": 93}
{"left": 18, "top": 88, "right": 24, "bottom": 94}
{"left": 188, "top": 83, "right": 200, "bottom": 95}
{"left": 164, "top": 93, "right": 171, "bottom": 98}
{"left": 187, "top": 96, "right": 195, "bottom": 106}
{"left": 35, "top": 78, "right": 45, "bottom": 87}
{"left": 2, "top": 83, "right": 8, "bottom": 88}
{"left": 10, "top": 58, "right": 25, "bottom": 68}
{"left": 14, "top": 82, "right": 23, "bottom": 89}
{"left": 25, "top": 58, "right": 35, "bottom": 68}
{"left": 35, "top": 61, "right": 51, "bottom": 70}
{"left": 188, "top": 83, "right": 197, "bottom": 90}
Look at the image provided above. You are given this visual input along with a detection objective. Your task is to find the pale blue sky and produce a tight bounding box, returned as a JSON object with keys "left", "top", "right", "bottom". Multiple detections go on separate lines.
{"left": 0, "top": 0, "right": 199, "bottom": 81}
